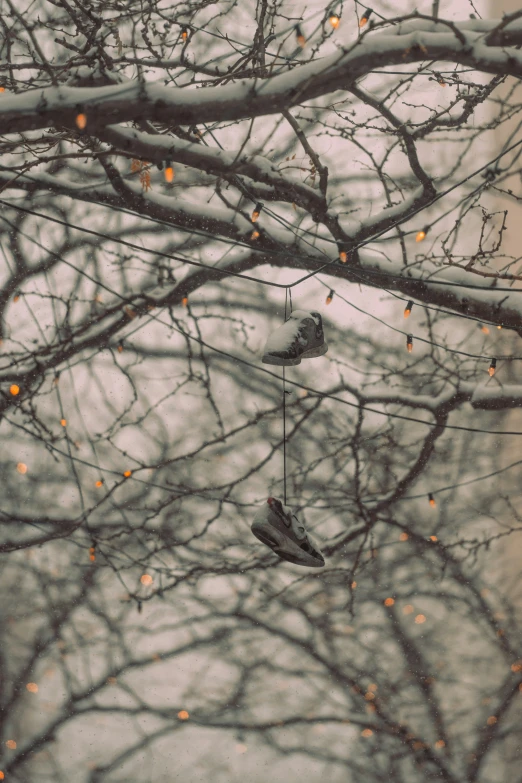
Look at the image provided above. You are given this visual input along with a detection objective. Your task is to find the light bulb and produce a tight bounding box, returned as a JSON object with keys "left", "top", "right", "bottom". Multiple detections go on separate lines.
{"left": 295, "top": 24, "right": 306, "bottom": 47}
{"left": 359, "top": 8, "right": 373, "bottom": 27}
{"left": 251, "top": 202, "right": 263, "bottom": 222}
{"left": 404, "top": 300, "right": 413, "bottom": 318}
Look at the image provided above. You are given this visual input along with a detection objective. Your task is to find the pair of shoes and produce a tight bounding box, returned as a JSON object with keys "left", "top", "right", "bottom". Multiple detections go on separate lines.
{"left": 262, "top": 309, "right": 328, "bottom": 366}
{"left": 251, "top": 309, "right": 328, "bottom": 568}
{"left": 251, "top": 497, "right": 325, "bottom": 568}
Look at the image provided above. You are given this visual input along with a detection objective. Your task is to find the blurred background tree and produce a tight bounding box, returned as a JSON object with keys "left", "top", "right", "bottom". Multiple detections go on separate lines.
{"left": 1, "top": 0, "right": 522, "bottom": 781}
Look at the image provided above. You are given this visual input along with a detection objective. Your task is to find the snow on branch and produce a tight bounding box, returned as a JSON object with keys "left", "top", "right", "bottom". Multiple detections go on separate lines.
{"left": 2, "top": 19, "right": 522, "bottom": 134}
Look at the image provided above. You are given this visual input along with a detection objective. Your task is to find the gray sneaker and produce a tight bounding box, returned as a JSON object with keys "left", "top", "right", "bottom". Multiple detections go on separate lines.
{"left": 251, "top": 497, "right": 325, "bottom": 568}
{"left": 262, "top": 310, "right": 328, "bottom": 366}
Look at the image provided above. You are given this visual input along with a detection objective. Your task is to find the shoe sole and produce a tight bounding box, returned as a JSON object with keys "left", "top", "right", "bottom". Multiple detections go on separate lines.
{"left": 262, "top": 342, "right": 328, "bottom": 367}
{"left": 251, "top": 520, "right": 325, "bottom": 568}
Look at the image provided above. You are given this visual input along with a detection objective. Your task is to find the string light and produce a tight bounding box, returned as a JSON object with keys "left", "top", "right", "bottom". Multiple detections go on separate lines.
{"left": 178, "top": 710, "right": 190, "bottom": 720}
{"left": 415, "top": 614, "right": 426, "bottom": 624}
{"left": 181, "top": 27, "right": 188, "bottom": 41}
{"left": 384, "top": 597, "right": 395, "bottom": 606}
{"left": 404, "top": 300, "right": 413, "bottom": 318}
{"left": 75, "top": 111, "right": 87, "bottom": 130}
{"left": 60, "top": 419, "right": 66, "bottom": 427}
{"left": 416, "top": 227, "right": 429, "bottom": 242}
{"left": 182, "top": 296, "right": 189, "bottom": 307}
{"left": 359, "top": 7, "right": 373, "bottom": 27}
{"left": 429, "top": 535, "right": 438, "bottom": 541}
{"left": 89, "top": 547, "right": 96, "bottom": 562}
{"left": 339, "top": 248, "right": 348, "bottom": 263}
{"left": 488, "top": 358, "right": 497, "bottom": 377}
{"left": 16, "top": 462, "right": 27, "bottom": 474}
{"left": 428, "top": 493, "right": 436, "bottom": 507}
{"left": 164, "top": 161, "right": 174, "bottom": 183}
{"left": 123, "top": 470, "right": 132, "bottom": 478}
{"left": 497, "top": 325, "right": 502, "bottom": 329}
{"left": 6, "top": 741, "right": 16, "bottom": 750}
{"left": 10, "top": 384, "right": 20, "bottom": 396}
{"left": 251, "top": 202, "right": 263, "bottom": 222}
{"left": 329, "top": 12, "right": 340, "bottom": 29}
{"left": 295, "top": 24, "right": 306, "bottom": 47}
{"left": 95, "top": 480, "right": 103, "bottom": 488}
{"left": 117, "top": 344, "right": 124, "bottom": 353}
{"left": 479, "top": 324, "right": 490, "bottom": 334}
{"left": 326, "top": 289, "right": 334, "bottom": 305}
{"left": 140, "top": 573, "right": 153, "bottom": 585}
{"left": 406, "top": 334, "right": 413, "bottom": 353}
{"left": 251, "top": 228, "right": 260, "bottom": 240}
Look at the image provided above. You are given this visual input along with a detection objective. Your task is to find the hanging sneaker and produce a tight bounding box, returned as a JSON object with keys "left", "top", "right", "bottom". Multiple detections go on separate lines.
{"left": 251, "top": 497, "right": 325, "bottom": 567}
{"left": 262, "top": 310, "right": 328, "bottom": 366}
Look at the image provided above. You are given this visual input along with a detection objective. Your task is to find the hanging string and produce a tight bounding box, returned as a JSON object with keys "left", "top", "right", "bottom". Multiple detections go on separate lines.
{"left": 283, "top": 287, "right": 290, "bottom": 504}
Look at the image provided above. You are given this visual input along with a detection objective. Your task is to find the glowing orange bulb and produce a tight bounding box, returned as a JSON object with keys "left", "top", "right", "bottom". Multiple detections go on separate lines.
{"left": 486, "top": 716, "right": 497, "bottom": 726}
{"left": 117, "top": 344, "right": 124, "bottom": 353}
{"left": 295, "top": 25, "right": 306, "bottom": 47}
{"left": 339, "top": 250, "right": 347, "bottom": 263}
{"left": 429, "top": 493, "right": 436, "bottom": 507}
{"left": 181, "top": 27, "right": 188, "bottom": 41}
{"left": 140, "top": 573, "right": 153, "bottom": 586}
{"left": 16, "top": 463, "right": 27, "bottom": 474}
{"left": 164, "top": 166, "right": 174, "bottom": 183}
{"left": 384, "top": 597, "right": 395, "bottom": 606}
{"left": 359, "top": 9, "right": 373, "bottom": 28}
{"left": 0, "top": 770, "right": 5, "bottom": 779}
{"left": 95, "top": 480, "right": 103, "bottom": 488}
{"left": 416, "top": 230, "right": 426, "bottom": 242}
{"left": 10, "top": 384, "right": 20, "bottom": 396}
{"left": 480, "top": 324, "right": 490, "bottom": 334}
{"left": 361, "top": 728, "right": 373, "bottom": 737}
{"left": 251, "top": 229, "right": 260, "bottom": 240}
{"left": 329, "top": 14, "right": 340, "bottom": 29}
{"left": 415, "top": 614, "right": 426, "bottom": 624}
{"left": 404, "top": 300, "right": 413, "bottom": 318}
{"left": 0, "top": 86, "right": 4, "bottom": 93}
{"left": 76, "top": 113, "right": 87, "bottom": 130}
{"left": 123, "top": 470, "right": 132, "bottom": 478}
{"left": 429, "top": 535, "right": 438, "bottom": 542}
{"left": 178, "top": 709, "right": 189, "bottom": 720}
{"left": 435, "top": 740, "right": 445, "bottom": 749}
{"left": 251, "top": 202, "right": 263, "bottom": 222}
{"left": 13, "top": 294, "right": 19, "bottom": 302}
{"left": 406, "top": 335, "right": 413, "bottom": 353}
{"left": 182, "top": 296, "right": 189, "bottom": 307}
{"left": 399, "top": 532, "right": 409, "bottom": 542}
{"left": 497, "top": 325, "right": 502, "bottom": 329}
{"left": 60, "top": 419, "right": 66, "bottom": 427}
{"left": 26, "top": 682, "right": 38, "bottom": 693}
{"left": 6, "top": 740, "right": 16, "bottom": 750}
